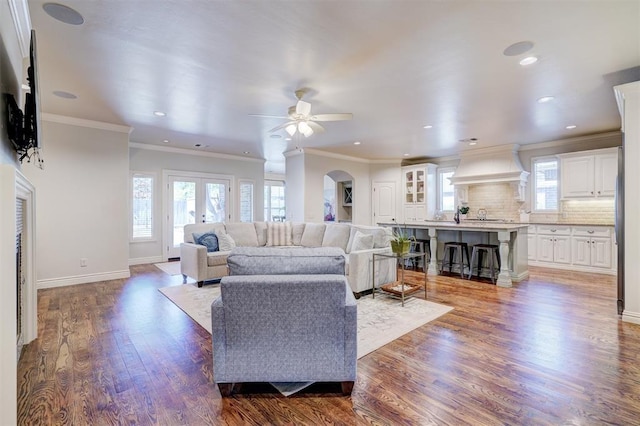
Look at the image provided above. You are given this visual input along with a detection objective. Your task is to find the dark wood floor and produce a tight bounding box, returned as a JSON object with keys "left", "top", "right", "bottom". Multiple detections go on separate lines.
{"left": 17, "top": 264, "right": 640, "bottom": 425}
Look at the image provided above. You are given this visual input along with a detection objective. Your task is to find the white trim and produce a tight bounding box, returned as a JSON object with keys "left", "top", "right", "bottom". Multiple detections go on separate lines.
{"left": 238, "top": 179, "right": 255, "bottom": 222}
{"left": 42, "top": 113, "right": 132, "bottom": 134}
{"left": 528, "top": 261, "right": 616, "bottom": 276}
{"left": 129, "top": 142, "right": 265, "bottom": 163}
{"left": 15, "top": 170, "right": 37, "bottom": 345}
{"left": 8, "top": 0, "right": 31, "bottom": 58}
{"left": 129, "top": 256, "right": 163, "bottom": 266}
{"left": 530, "top": 155, "right": 559, "bottom": 213}
{"left": 303, "top": 148, "right": 370, "bottom": 163}
{"left": 37, "top": 270, "right": 131, "bottom": 289}
{"left": 518, "top": 131, "right": 621, "bottom": 152}
{"left": 621, "top": 310, "right": 640, "bottom": 325}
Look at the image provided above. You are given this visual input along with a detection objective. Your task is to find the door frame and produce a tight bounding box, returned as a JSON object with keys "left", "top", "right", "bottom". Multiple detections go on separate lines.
{"left": 162, "top": 170, "right": 234, "bottom": 260}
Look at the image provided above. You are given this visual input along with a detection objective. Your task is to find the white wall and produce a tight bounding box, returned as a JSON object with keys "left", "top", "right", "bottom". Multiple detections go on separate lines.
{"left": 22, "top": 117, "right": 131, "bottom": 288}
{"left": 128, "top": 144, "right": 265, "bottom": 263}
{"left": 284, "top": 150, "right": 305, "bottom": 222}
{"left": 0, "top": 0, "right": 27, "bottom": 421}
{"left": 615, "top": 82, "right": 640, "bottom": 324}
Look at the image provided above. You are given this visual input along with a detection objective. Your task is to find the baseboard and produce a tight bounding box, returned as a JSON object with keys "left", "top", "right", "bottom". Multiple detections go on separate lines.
{"left": 37, "top": 269, "right": 131, "bottom": 289}
{"left": 622, "top": 310, "right": 640, "bottom": 325}
{"left": 129, "top": 256, "right": 163, "bottom": 266}
{"left": 528, "top": 261, "right": 616, "bottom": 276}
{"left": 510, "top": 270, "right": 530, "bottom": 282}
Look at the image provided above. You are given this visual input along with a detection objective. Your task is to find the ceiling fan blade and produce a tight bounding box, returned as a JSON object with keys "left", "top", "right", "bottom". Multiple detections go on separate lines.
{"left": 296, "top": 100, "right": 312, "bottom": 116}
{"left": 268, "top": 121, "right": 296, "bottom": 133}
{"left": 307, "top": 121, "right": 325, "bottom": 133}
{"left": 310, "top": 113, "right": 353, "bottom": 122}
{"left": 249, "top": 113, "right": 289, "bottom": 119}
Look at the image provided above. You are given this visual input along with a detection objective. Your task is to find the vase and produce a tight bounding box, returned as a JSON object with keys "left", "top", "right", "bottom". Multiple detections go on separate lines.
{"left": 391, "top": 240, "right": 411, "bottom": 254}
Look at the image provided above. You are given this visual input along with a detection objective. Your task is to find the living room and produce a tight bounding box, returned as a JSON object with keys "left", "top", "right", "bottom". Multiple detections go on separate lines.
{"left": 2, "top": 0, "right": 640, "bottom": 424}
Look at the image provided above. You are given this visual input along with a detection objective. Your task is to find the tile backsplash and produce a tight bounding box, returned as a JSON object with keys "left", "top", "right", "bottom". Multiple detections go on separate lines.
{"left": 465, "top": 183, "right": 615, "bottom": 224}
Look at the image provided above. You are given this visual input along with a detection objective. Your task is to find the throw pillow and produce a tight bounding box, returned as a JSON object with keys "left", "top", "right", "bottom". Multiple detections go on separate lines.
{"left": 300, "top": 223, "right": 326, "bottom": 247}
{"left": 322, "top": 223, "right": 351, "bottom": 252}
{"left": 291, "top": 223, "right": 306, "bottom": 245}
{"left": 192, "top": 232, "right": 219, "bottom": 252}
{"left": 266, "top": 222, "right": 293, "bottom": 246}
{"left": 351, "top": 231, "right": 374, "bottom": 251}
{"left": 215, "top": 232, "right": 237, "bottom": 251}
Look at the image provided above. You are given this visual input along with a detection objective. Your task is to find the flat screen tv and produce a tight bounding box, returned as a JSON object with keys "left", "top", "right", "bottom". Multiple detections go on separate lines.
{"left": 23, "top": 29, "right": 41, "bottom": 151}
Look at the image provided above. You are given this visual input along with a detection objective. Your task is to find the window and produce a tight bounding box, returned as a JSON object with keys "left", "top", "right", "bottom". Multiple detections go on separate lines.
{"left": 437, "top": 167, "right": 455, "bottom": 212}
{"left": 264, "top": 180, "right": 285, "bottom": 221}
{"left": 532, "top": 157, "right": 558, "bottom": 211}
{"left": 131, "top": 173, "right": 154, "bottom": 240}
{"left": 239, "top": 180, "right": 254, "bottom": 222}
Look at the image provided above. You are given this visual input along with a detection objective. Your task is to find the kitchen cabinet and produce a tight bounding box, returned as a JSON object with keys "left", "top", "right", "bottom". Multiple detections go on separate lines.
{"left": 402, "top": 164, "right": 436, "bottom": 222}
{"left": 571, "top": 227, "right": 612, "bottom": 269}
{"left": 537, "top": 234, "right": 571, "bottom": 264}
{"left": 528, "top": 224, "right": 615, "bottom": 274}
{"left": 559, "top": 148, "right": 617, "bottom": 199}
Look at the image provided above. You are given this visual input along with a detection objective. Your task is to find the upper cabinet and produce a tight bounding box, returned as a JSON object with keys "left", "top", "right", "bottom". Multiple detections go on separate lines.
{"left": 559, "top": 148, "right": 617, "bottom": 199}
{"left": 402, "top": 163, "right": 436, "bottom": 222}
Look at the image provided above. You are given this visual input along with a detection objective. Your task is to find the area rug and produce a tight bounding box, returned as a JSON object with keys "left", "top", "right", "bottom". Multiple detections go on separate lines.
{"left": 154, "top": 261, "right": 181, "bottom": 276}
{"left": 158, "top": 283, "right": 453, "bottom": 359}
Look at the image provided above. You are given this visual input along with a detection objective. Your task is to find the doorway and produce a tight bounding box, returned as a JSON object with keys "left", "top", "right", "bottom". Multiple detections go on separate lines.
{"left": 163, "top": 171, "right": 232, "bottom": 259}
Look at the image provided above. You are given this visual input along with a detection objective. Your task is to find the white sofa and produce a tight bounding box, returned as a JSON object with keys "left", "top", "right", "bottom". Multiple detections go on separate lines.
{"left": 180, "top": 221, "right": 396, "bottom": 293}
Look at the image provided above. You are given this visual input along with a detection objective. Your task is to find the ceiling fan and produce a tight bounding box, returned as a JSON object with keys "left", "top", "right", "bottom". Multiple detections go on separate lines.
{"left": 250, "top": 88, "right": 353, "bottom": 138}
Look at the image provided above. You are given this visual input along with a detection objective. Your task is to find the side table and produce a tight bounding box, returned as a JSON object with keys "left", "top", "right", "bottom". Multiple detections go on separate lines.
{"left": 372, "top": 251, "right": 427, "bottom": 306}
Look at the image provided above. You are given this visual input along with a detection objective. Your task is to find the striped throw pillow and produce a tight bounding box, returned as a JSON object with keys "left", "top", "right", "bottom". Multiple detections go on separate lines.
{"left": 266, "top": 222, "right": 293, "bottom": 246}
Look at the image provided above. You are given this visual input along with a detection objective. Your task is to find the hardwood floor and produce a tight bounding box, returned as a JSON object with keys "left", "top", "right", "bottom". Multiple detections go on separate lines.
{"left": 17, "top": 265, "right": 640, "bottom": 425}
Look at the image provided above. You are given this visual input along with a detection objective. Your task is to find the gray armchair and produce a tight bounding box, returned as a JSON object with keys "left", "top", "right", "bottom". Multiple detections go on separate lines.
{"left": 211, "top": 247, "right": 357, "bottom": 396}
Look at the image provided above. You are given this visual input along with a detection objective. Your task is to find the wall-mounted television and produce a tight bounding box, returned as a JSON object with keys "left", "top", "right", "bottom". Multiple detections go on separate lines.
{"left": 3, "top": 29, "right": 42, "bottom": 165}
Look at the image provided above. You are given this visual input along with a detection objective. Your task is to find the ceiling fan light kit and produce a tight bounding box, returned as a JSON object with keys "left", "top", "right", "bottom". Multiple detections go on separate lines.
{"left": 251, "top": 88, "right": 353, "bottom": 138}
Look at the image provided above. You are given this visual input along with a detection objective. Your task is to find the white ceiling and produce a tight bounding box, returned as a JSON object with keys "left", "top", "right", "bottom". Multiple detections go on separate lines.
{"left": 27, "top": 0, "right": 640, "bottom": 174}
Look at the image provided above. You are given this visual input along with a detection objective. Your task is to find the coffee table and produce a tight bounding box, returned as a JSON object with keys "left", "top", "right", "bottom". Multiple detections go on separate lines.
{"left": 372, "top": 251, "right": 427, "bottom": 306}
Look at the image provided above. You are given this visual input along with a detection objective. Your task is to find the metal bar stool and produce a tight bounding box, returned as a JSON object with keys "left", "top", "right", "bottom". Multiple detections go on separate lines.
{"left": 440, "top": 242, "right": 470, "bottom": 278}
{"left": 407, "top": 239, "right": 431, "bottom": 270}
{"left": 468, "top": 244, "right": 501, "bottom": 284}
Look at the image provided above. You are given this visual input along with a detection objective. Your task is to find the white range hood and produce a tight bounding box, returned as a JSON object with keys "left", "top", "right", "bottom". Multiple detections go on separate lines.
{"left": 450, "top": 144, "right": 529, "bottom": 201}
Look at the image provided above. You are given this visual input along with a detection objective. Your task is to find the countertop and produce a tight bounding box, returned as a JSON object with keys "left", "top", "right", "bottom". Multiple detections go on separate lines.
{"left": 380, "top": 221, "right": 615, "bottom": 230}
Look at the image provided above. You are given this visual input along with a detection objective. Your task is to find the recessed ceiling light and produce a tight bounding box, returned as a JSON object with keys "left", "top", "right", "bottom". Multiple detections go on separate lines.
{"left": 537, "top": 96, "right": 555, "bottom": 103}
{"left": 153, "top": 111, "right": 166, "bottom": 117}
{"left": 423, "top": 125, "right": 433, "bottom": 129}
{"left": 519, "top": 56, "right": 538, "bottom": 66}
{"left": 353, "top": 141, "right": 361, "bottom": 145}
{"left": 469, "top": 142, "right": 477, "bottom": 146}
{"left": 566, "top": 125, "right": 577, "bottom": 129}
{"left": 243, "top": 151, "right": 250, "bottom": 154}
{"left": 403, "top": 153, "right": 410, "bottom": 157}
{"left": 43, "top": 2, "right": 84, "bottom": 25}
{"left": 53, "top": 90, "right": 77, "bottom": 99}
{"left": 503, "top": 41, "right": 534, "bottom": 57}
{"left": 162, "top": 139, "right": 169, "bottom": 143}
{"left": 285, "top": 137, "right": 292, "bottom": 141}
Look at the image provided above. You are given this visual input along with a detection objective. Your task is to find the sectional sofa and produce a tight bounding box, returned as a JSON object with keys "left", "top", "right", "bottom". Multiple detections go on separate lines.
{"left": 180, "top": 221, "right": 396, "bottom": 293}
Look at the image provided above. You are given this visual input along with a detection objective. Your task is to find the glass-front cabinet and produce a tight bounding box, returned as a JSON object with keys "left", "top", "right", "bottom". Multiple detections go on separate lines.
{"left": 402, "top": 163, "right": 436, "bottom": 222}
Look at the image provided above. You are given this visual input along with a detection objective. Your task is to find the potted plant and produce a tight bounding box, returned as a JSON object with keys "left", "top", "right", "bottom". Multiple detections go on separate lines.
{"left": 390, "top": 223, "right": 414, "bottom": 254}
{"left": 458, "top": 206, "right": 470, "bottom": 219}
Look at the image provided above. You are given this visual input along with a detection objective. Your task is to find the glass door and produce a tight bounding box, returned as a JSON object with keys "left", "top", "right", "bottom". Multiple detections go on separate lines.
{"left": 166, "top": 175, "right": 230, "bottom": 258}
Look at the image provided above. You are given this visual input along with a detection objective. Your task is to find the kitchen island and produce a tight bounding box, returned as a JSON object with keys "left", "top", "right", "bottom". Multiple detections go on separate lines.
{"left": 379, "top": 221, "right": 529, "bottom": 287}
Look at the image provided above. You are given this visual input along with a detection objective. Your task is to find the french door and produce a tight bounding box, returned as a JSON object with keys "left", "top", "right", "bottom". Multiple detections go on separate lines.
{"left": 165, "top": 172, "right": 231, "bottom": 259}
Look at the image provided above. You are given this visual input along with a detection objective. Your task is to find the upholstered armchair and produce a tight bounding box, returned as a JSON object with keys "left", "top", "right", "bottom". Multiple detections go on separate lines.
{"left": 211, "top": 247, "right": 357, "bottom": 396}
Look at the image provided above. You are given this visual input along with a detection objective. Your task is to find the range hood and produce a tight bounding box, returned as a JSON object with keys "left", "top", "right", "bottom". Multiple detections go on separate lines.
{"left": 450, "top": 144, "right": 529, "bottom": 201}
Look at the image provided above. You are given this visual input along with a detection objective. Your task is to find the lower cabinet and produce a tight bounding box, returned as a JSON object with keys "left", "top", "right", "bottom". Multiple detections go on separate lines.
{"left": 529, "top": 224, "right": 615, "bottom": 274}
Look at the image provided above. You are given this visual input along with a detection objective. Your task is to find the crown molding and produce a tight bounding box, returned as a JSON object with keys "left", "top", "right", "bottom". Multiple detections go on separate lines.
{"left": 42, "top": 113, "right": 132, "bottom": 134}
{"left": 8, "top": 0, "right": 31, "bottom": 58}
{"left": 517, "top": 131, "right": 621, "bottom": 151}
{"left": 129, "top": 142, "right": 265, "bottom": 163}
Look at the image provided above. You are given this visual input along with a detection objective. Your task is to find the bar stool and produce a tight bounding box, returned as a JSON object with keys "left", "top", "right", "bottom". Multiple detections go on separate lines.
{"left": 407, "top": 239, "right": 431, "bottom": 270}
{"left": 468, "top": 244, "right": 501, "bottom": 284}
{"left": 440, "top": 242, "right": 470, "bottom": 278}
